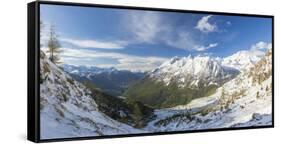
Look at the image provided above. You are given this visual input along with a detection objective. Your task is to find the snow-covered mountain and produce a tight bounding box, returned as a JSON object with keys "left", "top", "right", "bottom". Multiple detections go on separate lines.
{"left": 222, "top": 49, "right": 266, "bottom": 71}
{"left": 62, "top": 64, "right": 119, "bottom": 77}
{"left": 145, "top": 49, "right": 272, "bottom": 131}
{"left": 62, "top": 64, "right": 145, "bottom": 97}
{"left": 149, "top": 55, "right": 239, "bottom": 88}
{"left": 125, "top": 55, "right": 239, "bottom": 108}
{"left": 40, "top": 51, "right": 144, "bottom": 139}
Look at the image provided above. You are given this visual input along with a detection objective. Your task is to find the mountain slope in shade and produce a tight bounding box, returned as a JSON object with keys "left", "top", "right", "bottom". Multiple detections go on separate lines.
{"left": 40, "top": 51, "right": 144, "bottom": 139}
{"left": 125, "top": 56, "right": 239, "bottom": 108}
{"left": 145, "top": 49, "right": 272, "bottom": 131}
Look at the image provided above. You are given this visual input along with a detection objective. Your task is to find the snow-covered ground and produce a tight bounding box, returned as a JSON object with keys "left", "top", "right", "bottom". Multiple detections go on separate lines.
{"left": 40, "top": 51, "right": 145, "bottom": 139}
{"left": 144, "top": 77, "right": 272, "bottom": 132}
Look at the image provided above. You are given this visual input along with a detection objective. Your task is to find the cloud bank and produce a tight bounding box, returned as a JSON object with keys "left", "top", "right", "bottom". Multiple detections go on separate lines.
{"left": 61, "top": 38, "right": 128, "bottom": 49}
{"left": 52, "top": 47, "right": 170, "bottom": 72}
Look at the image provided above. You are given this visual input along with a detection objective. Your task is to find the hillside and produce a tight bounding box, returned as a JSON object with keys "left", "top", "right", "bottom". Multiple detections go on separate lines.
{"left": 144, "top": 49, "right": 272, "bottom": 131}
{"left": 39, "top": 51, "right": 145, "bottom": 139}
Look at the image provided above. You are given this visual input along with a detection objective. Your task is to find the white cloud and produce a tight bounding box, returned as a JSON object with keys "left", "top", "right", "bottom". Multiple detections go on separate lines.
{"left": 195, "top": 15, "right": 217, "bottom": 33}
{"left": 40, "top": 21, "right": 127, "bottom": 49}
{"left": 250, "top": 41, "right": 272, "bottom": 51}
{"left": 46, "top": 12, "right": 218, "bottom": 54}
{"left": 165, "top": 32, "right": 218, "bottom": 52}
{"left": 194, "top": 43, "right": 218, "bottom": 51}
{"left": 125, "top": 13, "right": 217, "bottom": 51}
{"left": 59, "top": 48, "right": 169, "bottom": 72}
{"left": 61, "top": 38, "right": 127, "bottom": 49}
{"left": 166, "top": 32, "right": 194, "bottom": 50}
{"left": 125, "top": 11, "right": 165, "bottom": 43}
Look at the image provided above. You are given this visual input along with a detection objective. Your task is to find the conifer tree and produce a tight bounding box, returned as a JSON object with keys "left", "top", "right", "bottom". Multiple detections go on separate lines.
{"left": 47, "top": 24, "right": 62, "bottom": 64}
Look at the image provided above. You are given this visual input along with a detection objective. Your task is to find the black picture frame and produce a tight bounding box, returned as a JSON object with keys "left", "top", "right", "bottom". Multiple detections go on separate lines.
{"left": 28, "top": 1, "right": 274, "bottom": 143}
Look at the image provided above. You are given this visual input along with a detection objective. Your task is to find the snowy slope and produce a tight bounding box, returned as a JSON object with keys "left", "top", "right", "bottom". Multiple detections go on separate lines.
{"left": 40, "top": 51, "right": 144, "bottom": 139}
{"left": 149, "top": 55, "right": 239, "bottom": 88}
{"left": 145, "top": 49, "right": 272, "bottom": 131}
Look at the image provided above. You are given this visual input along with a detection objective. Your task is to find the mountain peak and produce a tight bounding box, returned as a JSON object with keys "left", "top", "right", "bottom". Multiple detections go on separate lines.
{"left": 149, "top": 55, "right": 239, "bottom": 88}
{"left": 222, "top": 49, "right": 266, "bottom": 70}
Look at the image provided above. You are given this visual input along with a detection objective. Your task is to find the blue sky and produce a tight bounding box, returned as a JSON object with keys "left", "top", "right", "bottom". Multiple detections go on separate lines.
{"left": 40, "top": 4, "right": 272, "bottom": 72}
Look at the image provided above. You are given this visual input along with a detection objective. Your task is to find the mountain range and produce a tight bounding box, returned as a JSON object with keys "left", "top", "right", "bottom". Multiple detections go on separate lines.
{"left": 124, "top": 48, "right": 269, "bottom": 108}
{"left": 40, "top": 47, "right": 272, "bottom": 138}
{"left": 62, "top": 64, "right": 145, "bottom": 97}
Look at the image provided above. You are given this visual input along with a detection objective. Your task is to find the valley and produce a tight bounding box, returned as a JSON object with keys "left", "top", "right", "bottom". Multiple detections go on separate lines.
{"left": 40, "top": 48, "right": 272, "bottom": 138}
